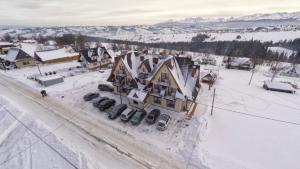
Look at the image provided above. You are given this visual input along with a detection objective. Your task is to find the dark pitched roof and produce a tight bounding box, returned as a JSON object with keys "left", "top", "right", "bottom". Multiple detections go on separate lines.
{"left": 175, "top": 56, "right": 194, "bottom": 80}
{"left": 142, "top": 59, "right": 152, "bottom": 72}
{"left": 107, "top": 56, "right": 122, "bottom": 82}
{"left": 81, "top": 47, "right": 111, "bottom": 63}
{"left": 17, "top": 49, "right": 32, "bottom": 60}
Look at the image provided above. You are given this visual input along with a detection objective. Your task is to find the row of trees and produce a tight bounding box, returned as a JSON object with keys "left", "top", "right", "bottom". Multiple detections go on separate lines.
{"left": 4, "top": 32, "right": 299, "bottom": 64}
{"left": 107, "top": 37, "right": 300, "bottom": 64}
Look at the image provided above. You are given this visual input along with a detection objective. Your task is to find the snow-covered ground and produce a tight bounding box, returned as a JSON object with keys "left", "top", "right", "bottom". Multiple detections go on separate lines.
{"left": 195, "top": 65, "right": 300, "bottom": 169}
{"left": 1, "top": 58, "right": 300, "bottom": 169}
{"left": 0, "top": 96, "right": 90, "bottom": 169}
{"left": 207, "top": 30, "right": 300, "bottom": 42}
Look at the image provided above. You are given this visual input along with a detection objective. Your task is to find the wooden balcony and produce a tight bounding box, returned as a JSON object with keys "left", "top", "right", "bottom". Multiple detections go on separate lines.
{"left": 138, "top": 72, "right": 149, "bottom": 79}
{"left": 116, "top": 70, "right": 126, "bottom": 77}
{"left": 158, "top": 78, "right": 170, "bottom": 86}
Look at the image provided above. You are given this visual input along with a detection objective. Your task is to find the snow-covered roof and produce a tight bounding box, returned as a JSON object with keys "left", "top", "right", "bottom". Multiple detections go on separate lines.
{"left": 169, "top": 57, "right": 198, "bottom": 100}
{"left": 36, "top": 48, "right": 79, "bottom": 62}
{"left": 127, "top": 89, "right": 148, "bottom": 102}
{"left": 19, "top": 43, "right": 39, "bottom": 57}
{"left": 37, "top": 75, "right": 64, "bottom": 81}
{"left": 22, "top": 39, "right": 37, "bottom": 44}
{"left": 3, "top": 48, "right": 19, "bottom": 62}
{"left": 0, "top": 42, "right": 13, "bottom": 46}
{"left": 108, "top": 52, "right": 199, "bottom": 100}
{"left": 107, "top": 49, "right": 118, "bottom": 63}
{"left": 230, "top": 57, "right": 251, "bottom": 66}
{"left": 264, "top": 81, "right": 295, "bottom": 91}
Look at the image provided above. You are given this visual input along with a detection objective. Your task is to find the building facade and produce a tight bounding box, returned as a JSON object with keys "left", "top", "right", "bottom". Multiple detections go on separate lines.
{"left": 108, "top": 51, "right": 201, "bottom": 112}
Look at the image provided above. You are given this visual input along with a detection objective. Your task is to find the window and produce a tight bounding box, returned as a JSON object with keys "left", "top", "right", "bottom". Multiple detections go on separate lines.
{"left": 154, "top": 96, "right": 161, "bottom": 104}
{"left": 22, "top": 61, "right": 30, "bottom": 65}
{"left": 161, "top": 73, "right": 169, "bottom": 82}
{"left": 154, "top": 84, "right": 160, "bottom": 90}
{"left": 120, "top": 65, "right": 125, "bottom": 70}
{"left": 153, "top": 84, "right": 160, "bottom": 93}
{"left": 167, "top": 87, "right": 176, "bottom": 96}
{"left": 133, "top": 100, "right": 139, "bottom": 105}
{"left": 166, "top": 100, "right": 175, "bottom": 108}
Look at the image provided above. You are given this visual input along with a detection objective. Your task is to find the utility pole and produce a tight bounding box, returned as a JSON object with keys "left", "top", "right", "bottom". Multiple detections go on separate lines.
{"left": 119, "top": 88, "right": 123, "bottom": 104}
{"left": 211, "top": 88, "right": 216, "bottom": 116}
{"left": 29, "top": 139, "right": 32, "bottom": 169}
{"left": 248, "top": 68, "right": 255, "bottom": 86}
{"left": 36, "top": 61, "right": 42, "bottom": 76}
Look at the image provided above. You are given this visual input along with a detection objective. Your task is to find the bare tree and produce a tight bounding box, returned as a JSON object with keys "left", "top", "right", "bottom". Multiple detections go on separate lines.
{"left": 270, "top": 53, "right": 286, "bottom": 82}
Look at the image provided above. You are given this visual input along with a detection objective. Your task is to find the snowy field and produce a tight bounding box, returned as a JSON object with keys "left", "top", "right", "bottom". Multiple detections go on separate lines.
{"left": 196, "top": 65, "right": 300, "bottom": 169}
{"left": 207, "top": 30, "right": 300, "bottom": 42}
{"left": 97, "top": 30, "right": 300, "bottom": 43}
{"left": 1, "top": 59, "right": 300, "bottom": 169}
{"left": 0, "top": 96, "right": 90, "bottom": 169}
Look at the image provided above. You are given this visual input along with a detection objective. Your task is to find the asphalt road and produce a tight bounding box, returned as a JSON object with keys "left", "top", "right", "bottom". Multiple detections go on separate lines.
{"left": 0, "top": 74, "right": 185, "bottom": 169}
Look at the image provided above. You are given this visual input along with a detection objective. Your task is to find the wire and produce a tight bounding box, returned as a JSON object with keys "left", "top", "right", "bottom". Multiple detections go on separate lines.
{"left": 0, "top": 104, "right": 80, "bottom": 169}
{"left": 195, "top": 101, "right": 300, "bottom": 126}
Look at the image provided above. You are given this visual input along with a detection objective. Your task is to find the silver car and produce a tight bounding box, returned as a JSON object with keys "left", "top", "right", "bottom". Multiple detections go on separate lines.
{"left": 156, "top": 114, "right": 171, "bottom": 131}
{"left": 120, "top": 108, "right": 136, "bottom": 122}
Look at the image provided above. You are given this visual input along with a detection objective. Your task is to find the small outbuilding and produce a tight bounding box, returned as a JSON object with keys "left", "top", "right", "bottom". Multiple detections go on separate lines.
{"left": 36, "top": 75, "right": 64, "bottom": 87}
{"left": 263, "top": 81, "right": 295, "bottom": 94}
{"left": 226, "top": 57, "right": 253, "bottom": 70}
{"left": 201, "top": 72, "right": 217, "bottom": 83}
{"left": 35, "top": 47, "right": 80, "bottom": 64}
{"left": 0, "top": 42, "right": 14, "bottom": 54}
{"left": 127, "top": 89, "right": 148, "bottom": 109}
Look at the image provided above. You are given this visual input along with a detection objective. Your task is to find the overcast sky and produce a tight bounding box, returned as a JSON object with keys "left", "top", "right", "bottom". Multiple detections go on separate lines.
{"left": 0, "top": 0, "right": 300, "bottom": 26}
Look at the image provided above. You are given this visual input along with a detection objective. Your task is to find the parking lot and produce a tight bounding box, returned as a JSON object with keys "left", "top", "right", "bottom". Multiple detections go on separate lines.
{"left": 58, "top": 83, "right": 198, "bottom": 154}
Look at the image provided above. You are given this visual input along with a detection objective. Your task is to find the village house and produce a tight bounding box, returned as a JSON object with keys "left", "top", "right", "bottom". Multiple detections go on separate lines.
{"left": 0, "top": 42, "right": 14, "bottom": 54}
{"left": 0, "top": 43, "right": 38, "bottom": 69}
{"left": 35, "top": 47, "right": 80, "bottom": 64}
{"left": 225, "top": 57, "right": 253, "bottom": 70}
{"left": 107, "top": 51, "right": 201, "bottom": 112}
{"left": 80, "top": 47, "right": 113, "bottom": 70}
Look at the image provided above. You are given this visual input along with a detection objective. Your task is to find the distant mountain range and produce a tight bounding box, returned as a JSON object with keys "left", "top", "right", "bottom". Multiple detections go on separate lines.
{"left": 158, "top": 11, "right": 300, "bottom": 24}
{"left": 1, "top": 11, "right": 300, "bottom": 43}
{"left": 155, "top": 11, "right": 300, "bottom": 30}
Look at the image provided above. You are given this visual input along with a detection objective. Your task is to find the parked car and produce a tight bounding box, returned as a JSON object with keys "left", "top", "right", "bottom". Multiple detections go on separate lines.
{"left": 98, "top": 99, "right": 116, "bottom": 111}
{"left": 146, "top": 109, "right": 160, "bottom": 124}
{"left": 93, "top": 97, "right": 109, "bottom": 108}
{"left": 83, "top": 93, "right": 99, "bottom": 101}
{"left": 156, "top": 114, "right": 171, "bottom": 131}
{"left": 98, "top": 84, "right": 114, "bottom": 92}
{"left": 120, "top": 108, "right": 137, "bottom": 122}
{"left": 131, "top": 110, "right": 147, "bottom": 125}
{"left": 108, "top": 104, "right": 128, "bottom": 119}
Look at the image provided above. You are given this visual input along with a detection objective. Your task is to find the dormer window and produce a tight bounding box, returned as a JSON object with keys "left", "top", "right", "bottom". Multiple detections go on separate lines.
{"left": 120, "top": 65, "right": 125, "bottom": 70}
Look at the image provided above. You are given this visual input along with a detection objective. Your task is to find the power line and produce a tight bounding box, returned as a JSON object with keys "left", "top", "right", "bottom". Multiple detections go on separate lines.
{"left": 195, "top": 101, "right": 300, "bottom": 126}
{"left": 216, "top": 86, "right": 300, "bottom": 111}
{"left": 0, "top": 104, "right": 80, "bottom": 169}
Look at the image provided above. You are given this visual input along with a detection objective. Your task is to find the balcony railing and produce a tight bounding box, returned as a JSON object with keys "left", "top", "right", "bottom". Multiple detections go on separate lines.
{"left": 158, "top": 78, "right": 170, "bottom": 86}
{"left": 150, "top": 88, "right": 161, "bottom": 97}
{"left": 116, "top": 70, "right": 126, "bottom": 77}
